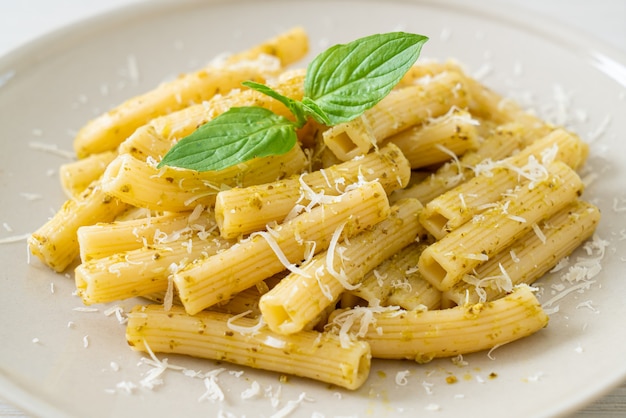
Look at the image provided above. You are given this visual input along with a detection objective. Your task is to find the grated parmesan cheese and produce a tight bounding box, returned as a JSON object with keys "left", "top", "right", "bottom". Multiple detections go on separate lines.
{"left": 526, "top": 372, "right": 544, "bottom": 383}
{"left": 265, "top": 384, "right": 282, "bottom": 409}
{"left": 328, "top": 305, "right": 400, "bottom": 348}
{"left": 28, "top": 141, "right": 75, "bottom": 159}
{"left": 263, "top": 335, "right": 287, "bottom": 349}
{"left": 198, "top": 369, "right": 226, "bottom": 403}
{"left": 19, "top": 192, "right": 43, "bottom": 201}
{"left": 324, "top": 222, "right": 360, "bottom": 291}
{"left": 103, "top": 305, "right": 128, "bottom": 325}
{"left": 451, "top": 354, "right": 468, "bottom": 367}
{"left": 115, "top": 381, "right": 137, "bottom": 395}
{"left": 73, "top": 307, "right": 99, "bottom": 313}
{"left": 314, "top": 266, "right": 334, "bottom": 301}
{"left": 270, "top": 392, "right": 311, "bottom": 418}
{"left": 464, "top": 253, "right": 489, "bottom": 261}
{"left": 422, "top": 380, "right": 435, "bottom": 395}
{"left": 531, "top": 223, "right": 547, "bottom": 244}
{"left": 462, "top": 263, "right": 513, "bottom": 303}
{"left": 0, "top": 233, "right": 30, "bottom": 244}
{"left": 612, "top": 197, "right": 626, "bottom": 212}
{"left": 425, "top": 403, "right": 441, "bottom": 412}
{"left": 226, "top": 310, "right": 265, "bottom": 335}
{"left": 576, "top": 300, "right": 599, "bottom": 313}
{"left": 240, "top": 380, "right": 261, "bottom": 400}
{"left": 542, "top": 235, "right": 607, "bottom": 309}
{"left": 250, "top": 230, "right": 311, "bottom": 277}
{"left": 395, "top": 370, "right": 411, "bottom": 386}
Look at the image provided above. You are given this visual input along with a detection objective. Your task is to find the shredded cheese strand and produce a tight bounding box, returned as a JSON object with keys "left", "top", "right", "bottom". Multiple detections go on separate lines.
{"left": 251, "top": 231, "right": 311, "bottom": 278}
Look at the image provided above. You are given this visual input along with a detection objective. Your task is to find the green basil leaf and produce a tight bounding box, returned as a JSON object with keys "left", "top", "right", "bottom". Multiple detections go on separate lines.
{"left": 301, "top": 97, "right": 332, "bottom": 125}
{"left": 242, "top": 80, "right": 308, "bottom": 127}
{"left": 157, "top": 107, "right": 298, "bottom": 171}
{"left": 304, "top": 32, "right": 428, "bottom": 125}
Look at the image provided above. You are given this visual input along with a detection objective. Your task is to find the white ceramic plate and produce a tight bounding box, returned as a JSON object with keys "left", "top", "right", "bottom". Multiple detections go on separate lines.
{"left": 1, "top": 1, "right": 625, "bottom": 417}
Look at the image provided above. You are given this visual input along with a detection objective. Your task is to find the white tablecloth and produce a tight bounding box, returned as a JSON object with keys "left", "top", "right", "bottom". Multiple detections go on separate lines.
{"left": 0, "top": 0, "right": 625, "bottom": 416}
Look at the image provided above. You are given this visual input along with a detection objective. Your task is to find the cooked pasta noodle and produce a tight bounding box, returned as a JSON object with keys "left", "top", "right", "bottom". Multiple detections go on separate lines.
{"left": 27, "top": 28, "right": 600, "bottom": 391}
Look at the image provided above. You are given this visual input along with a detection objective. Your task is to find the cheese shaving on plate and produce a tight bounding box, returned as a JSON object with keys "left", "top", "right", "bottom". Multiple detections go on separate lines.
{"left": 542, "top": 235, "right": 608, "bottom": 309}
{"left": 199, "top": 369, "right": 226, "bottom": 403}
{"left": 240, "top": 380, "right": 262, "bottom": 400}
{"left": 270, "top": 392, "right": 311, "bottom": 418}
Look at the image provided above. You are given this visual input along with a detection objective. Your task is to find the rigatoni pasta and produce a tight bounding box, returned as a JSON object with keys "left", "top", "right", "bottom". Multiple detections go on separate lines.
{"left": 327, "top": 285, "right": 549, "bottom": 361}
{"left": 442, "top": 200, "right": 601, "bottom": 306}
{"left": 73, "top": 27, "right": 308, "bottom": 158}
{"left": 418, "top": 128, "right": 589, "bottom": 239}
{"left": 173, "top": 180, "right": 391, "bottom": 315}
{"left": 27, "top": 28, "right": 601, "bottom": 392}
{"left": 417, "top": 160, "right": 585, "bottom": 291}
{"left": 349, "top": 242, "right": 441, "bottom": 310}
{"left": 258, "top": 198, "right": 424, "bottom": 335}
{"left": 214, "top": 143, "right": 410, "bottom": 239}
{"left": 126, "top": 304, "right": 371, "bottom": 390}
{"left": 322, "top": 71, "right": 470, "bottom": 160}
{"left": 28, "top": 182, "right": 130, "bottom": 272}
{"left": 101, "top": 143, "right": 308, "bottom": 212}
{"left": 117, "top": 69, "right": 308, "bottom": 162}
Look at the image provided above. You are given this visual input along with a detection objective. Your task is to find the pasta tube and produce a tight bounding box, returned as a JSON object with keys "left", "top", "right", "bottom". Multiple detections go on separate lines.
{"left": 73, "top": 27, "right": 308, "bottom": 157}
{"left": 506, "top": 127, "right": 588, "bottom": 170}
{"left": 386, "top": 108, "right": 479, "bottom": 169}
{"left": 210, "top": 282, "right": 271, "bottom": 316}
{"left": 28, "top": 183, "right": 129, "bottom": 272}
{"left": 392, "top": 122, "right": 526, "bottom": 204}
{"left": 75, "top": 234, "right": 232, "bottom": 305}
{"left": 214, "top": 143, "right": 411, "bottom": 239}
{"left": 419, "top": 128, "right": 589, "bottom": 239}
{"left": 350, "top": 242, "right": 441, "bottom": 310}
{"left": 76, "top": 208, "right": 216, "bottom": 261}
{"left": 118, "top": 69, "right": 306, "bottom": 161}
{"left": 259, "top": 198, "right": 426, "bottom": 335}
{"left": 463, "top": 73, "right": 550, "bottom": 137}
{"left": 323, "top": 71, "right": 469, "bottom": 160}
{"left": 397, "top": 59, "right": 464, "bottom": 87}
{"left": 418, "top": 161, "right": 585, "bottom": 291}
{"left": 101, "top": 143, "right": 308, "bottom": 212}
{"left": 174, "top": 181, "right": 391, "bottom": 315}
{"left": 59, "top": 150, "right": 116, "bottom": 197}
{"left": 126, "top": 305, "right": 371, "bottom": 390}
{"left": 328, "top": 285, "right": 548, "bottom": 361}
{"left": 443, "top": 200, "right": 601, "bottom": 306}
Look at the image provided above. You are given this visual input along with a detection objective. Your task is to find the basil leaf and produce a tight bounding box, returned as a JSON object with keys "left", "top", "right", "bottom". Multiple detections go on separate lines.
{"left": 242, "top": 80, "right": 308, "bottom": 127}
{"left": 159, "top": 31, "right": 429, "bottom": 172}
{"left": 157, "top": 107, "right": 298, "bottom": 171}
{"left": 304, "top": 32, "right": 428, "bottom": 125}
{"left": 301, "top": 97, "right": 332, "bottom": 125}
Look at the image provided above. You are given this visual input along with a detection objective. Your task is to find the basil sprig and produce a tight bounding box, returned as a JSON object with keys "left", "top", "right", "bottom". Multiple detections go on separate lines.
{"left": 158, "top": 32, "right": 428, "bottom": 171}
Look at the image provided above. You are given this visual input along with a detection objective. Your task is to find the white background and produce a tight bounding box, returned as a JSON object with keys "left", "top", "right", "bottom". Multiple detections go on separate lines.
{"left": 0, "top": 1, "right": 624, "bottom": 416}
